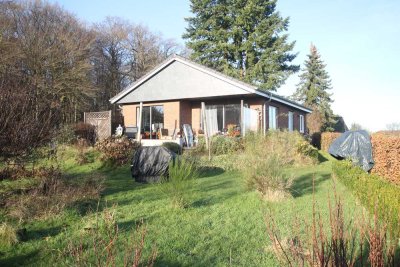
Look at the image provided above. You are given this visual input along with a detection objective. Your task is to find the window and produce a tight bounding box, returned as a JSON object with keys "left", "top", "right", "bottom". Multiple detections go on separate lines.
{"left": 205, "top": 104, "right": 241, "bottom": 131}
{"left": 136, "top": 105, "right": 164, "bottom": 137}
{"left": 224, "top": 104, "right": 241, "bottom": 129}
{"left": 269, "top": 106, "right": 278, "bottom": 130}
{"left": 288, "top": 111, "right": 294, "bottom": 132}
{"left": 299, "top": 114, "right": 305, "bottom": 133}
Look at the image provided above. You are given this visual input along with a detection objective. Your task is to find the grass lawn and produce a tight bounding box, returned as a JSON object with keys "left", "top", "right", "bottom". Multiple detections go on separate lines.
{"left": 0, "top": 148, "right": 359, "bottom": 266}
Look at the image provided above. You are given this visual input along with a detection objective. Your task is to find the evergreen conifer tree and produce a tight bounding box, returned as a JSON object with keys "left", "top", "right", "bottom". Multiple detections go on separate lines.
{"left": 293, "top": 44, "right": 336, "bottom": 132}
{"left": 183, "top": 0, "right": 299, "bottom": 91}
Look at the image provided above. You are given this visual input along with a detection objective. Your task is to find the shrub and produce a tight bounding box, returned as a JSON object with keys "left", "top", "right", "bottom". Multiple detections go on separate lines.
{"left": 244, "top": 131, "right": 316, "bottom": 166}
{"left": 55, "top": 124, "right": 76, "bottom": 144}
{"left": 74, "top": 122, "right": 96, "bottom": 145}
{"left": 195, "top": 136, "right": 242, "bottom": 155}
{"left": 96, "top": 136, "right": 140, "bottom": 166}
{"left": 332, "top": 160, "right": 400, "bottom": 232}
{"left": 161, "top": 142, "right": 181, "bottom": 155}
{"left": 240, "top": 132, "right": 318, "bottom": 200}
{"left": 244, "top": 153, "right": 293, "bottom": 201}
{"left": 310, "top": 132, "right": 321, "bottom": 149}
{"left": 297, "top": 140, "right": 318, "bottom": 162}
{"left": 321, "top": 132, "right": 341, "bottom": 152}
{"left": 0, "top": 222, "right": 18, "bottom": 249}
{"left": 160, "top": 157, "right": 198, "bottom": 208}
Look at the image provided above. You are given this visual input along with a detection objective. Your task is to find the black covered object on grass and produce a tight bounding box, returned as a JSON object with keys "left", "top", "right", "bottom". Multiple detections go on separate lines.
{"left": 131, "top": 146, "right": 176, "bottom": 183}
{"left": 328, "top": 130, "right": 374, "bottom": 171}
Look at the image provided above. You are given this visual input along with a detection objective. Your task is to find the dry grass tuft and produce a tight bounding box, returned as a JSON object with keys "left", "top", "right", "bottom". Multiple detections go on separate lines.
{"left": 0, "top": 222, "right": 18, "bottom": 248}
{"left": 65, "top": 207, "right": 157, "bottom": 267}
{"left": 4, "top": 168, "right": 105, "bottom": 221}
{"left": 265, "top": 178, "right": 399, "bottom": 266}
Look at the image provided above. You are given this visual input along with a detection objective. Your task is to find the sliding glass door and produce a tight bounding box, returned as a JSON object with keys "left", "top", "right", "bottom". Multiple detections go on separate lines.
{"left": 136, "top": 105, "right": 164, "bottom": 138}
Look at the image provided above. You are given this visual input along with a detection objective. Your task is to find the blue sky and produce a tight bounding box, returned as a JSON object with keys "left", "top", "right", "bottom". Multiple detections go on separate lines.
{"left": 50, "top": 0, "right": 400, "bottom": 132}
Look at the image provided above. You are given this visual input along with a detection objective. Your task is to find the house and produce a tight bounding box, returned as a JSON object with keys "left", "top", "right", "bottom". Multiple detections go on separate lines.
{"left": 110, "top": 55, "right": 311, "bottom": 143}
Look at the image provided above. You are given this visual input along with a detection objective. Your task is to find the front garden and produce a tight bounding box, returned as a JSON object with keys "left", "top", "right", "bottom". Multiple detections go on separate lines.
{"left": 0, "top": 131, "right": 399, "bottom": 266}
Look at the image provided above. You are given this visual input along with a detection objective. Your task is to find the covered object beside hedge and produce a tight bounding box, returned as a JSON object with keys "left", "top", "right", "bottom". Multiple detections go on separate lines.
{"left": 323, "top": 131, "right": 400, "bottom": 184}
{"left": 328, "top": 130, "right": 374, "bottom": 172}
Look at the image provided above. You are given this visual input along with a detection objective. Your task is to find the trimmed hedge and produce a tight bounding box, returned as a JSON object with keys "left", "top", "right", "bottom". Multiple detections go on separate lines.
{"left": 332, "top": 160, "right": 400, "bottom": 232}
{"left": 371, "top": 133, "right": 400, "bottom": 184}
{"left": 321, "top": 132, "right": 341, "bottom": 152}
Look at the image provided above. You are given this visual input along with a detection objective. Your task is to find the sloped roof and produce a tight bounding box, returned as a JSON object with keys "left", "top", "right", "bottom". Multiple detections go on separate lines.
{"left": 110, "top": 54, "right": 312, "bottom": 113}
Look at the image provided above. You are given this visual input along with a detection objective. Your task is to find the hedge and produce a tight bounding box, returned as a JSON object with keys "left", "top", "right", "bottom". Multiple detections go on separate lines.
{"left": 371, "top": 133, "right": 400, "bottom": 184}
{"left": 321, "top": 132, "right": 341, "bottom": 152}
{"left": 332, "top": 160, "right": 400, "bottom": 232}
{"left": 322, "top": 131, "right": 400, "bottom": 185}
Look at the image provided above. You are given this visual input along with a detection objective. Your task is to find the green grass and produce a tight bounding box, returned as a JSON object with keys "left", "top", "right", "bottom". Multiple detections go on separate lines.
{"left": 0, "top": 149, "right": 359, "bottom": 266}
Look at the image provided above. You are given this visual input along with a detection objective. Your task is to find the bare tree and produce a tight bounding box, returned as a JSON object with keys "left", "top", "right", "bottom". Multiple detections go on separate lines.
{"left": 7, "top": 1, "right": 95, "bottom": 123}
{"left": 0, "top": 1, "right": 94, "bottom": 158}
{"left": 91, "top": 17, "right": 131, "bottom": 111}
{"left": 91, "top": 20, "right": 182, "bottom": 111}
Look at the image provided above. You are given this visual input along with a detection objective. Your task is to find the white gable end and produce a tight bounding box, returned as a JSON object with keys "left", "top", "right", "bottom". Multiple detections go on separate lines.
{"left": 117, "top": 60, "right": 251, "bottom": 104}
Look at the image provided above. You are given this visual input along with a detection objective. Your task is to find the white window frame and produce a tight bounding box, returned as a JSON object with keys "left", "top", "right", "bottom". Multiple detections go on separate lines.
{"left": 288, "top": 111, "right": 294, "bottom": 132}
{"left": 299, "top": 114, "right": 305, "bottom": 133}
{"left": 269, "top": 106, "right": 278, "bottom": 130}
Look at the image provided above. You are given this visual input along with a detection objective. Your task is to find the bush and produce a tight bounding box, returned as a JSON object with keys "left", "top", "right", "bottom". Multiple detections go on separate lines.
{"left": 196, "top": 136, "right": 242, "bottom": 155}
{"left": 310, "top": 132, "right": 321, "bottom": 149}
{"left": 244, "top": 131, "right": 316, "bottom": 166}
{"left": 162, "top": 142, "right": 182, "bottom": 155}
{"left": 95, "top": 136, "right": 140, "bottom": 166}
{"left": 240, "top": 132, "right": 318, "bottom": 200}
{"left": 160, "top": 157, "right": 198, "bottom": 208}
{"left": 55, "top": 124, "right": 76, "bottom": 144}
{"left": 244, "top": 153, "right": 293, "bottom": 201}
{"left": 321, "top": 132, "right": 341, "bottom": 152}
{"left": 73, "top": 122, "right": 96, "bottom": 145}
{"left": 0, "top": 222, "right": 18, "bottom": 249}
{"left": 332, "top": 160, "right": 400, "bottom": 232}
{"left": 297, "top": 140, "right": 318, "bottom": 161}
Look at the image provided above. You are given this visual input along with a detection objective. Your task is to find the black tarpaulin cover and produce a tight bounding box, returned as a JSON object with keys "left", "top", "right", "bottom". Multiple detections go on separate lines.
{"left": 328, "top": 130, "right": 374, "bottom": 171}
{"left": 131, "top": 146, "right": 176, "bottom": 183}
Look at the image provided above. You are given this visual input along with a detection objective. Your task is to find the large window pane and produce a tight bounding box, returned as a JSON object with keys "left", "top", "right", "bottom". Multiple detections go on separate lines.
{"left": 288, "top": 111, "right": 294, "bottom": 132}
{"left": 151, "top": 106, "right": 164, "bottom": 132}
{"left": 136, "top": 105, "right": 164, "bottom": 137}
{"left": 269, "top": 106, "right": 277, "bottom": 130}
{"left": 224, "top": 104, "right": 241, "bottom": 128}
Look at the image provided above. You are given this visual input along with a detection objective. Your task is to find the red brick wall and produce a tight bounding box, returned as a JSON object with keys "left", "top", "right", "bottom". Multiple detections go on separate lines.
{"left": 180, "top": 101, "right": 192, "bottom": 126}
